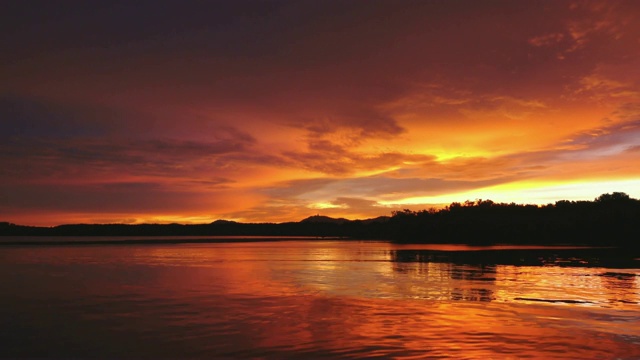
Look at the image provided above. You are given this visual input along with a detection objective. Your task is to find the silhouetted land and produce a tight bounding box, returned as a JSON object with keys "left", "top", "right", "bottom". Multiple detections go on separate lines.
{"left": 1, "top": 192, "right": 640, "bottom": 248}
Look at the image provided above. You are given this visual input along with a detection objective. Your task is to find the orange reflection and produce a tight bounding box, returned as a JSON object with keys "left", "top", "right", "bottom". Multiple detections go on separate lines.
{"left": 4, "top": 242, "right": 639, "bottom": 358}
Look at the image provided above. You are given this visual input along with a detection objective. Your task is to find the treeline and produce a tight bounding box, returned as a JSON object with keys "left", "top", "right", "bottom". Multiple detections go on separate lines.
{"left": 1, "top": 192, "right": 639, "bottom": 247}
{"left": 385, "top": 192, "right": 640, "bottom": 246}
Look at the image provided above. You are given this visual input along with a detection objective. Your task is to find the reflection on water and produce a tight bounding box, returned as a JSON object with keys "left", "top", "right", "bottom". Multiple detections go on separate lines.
{"left": 0, "top": 240, "right": 639, "bottom": 358}
{"left": 389, "top": 248, "right": 640, "bottom": 307}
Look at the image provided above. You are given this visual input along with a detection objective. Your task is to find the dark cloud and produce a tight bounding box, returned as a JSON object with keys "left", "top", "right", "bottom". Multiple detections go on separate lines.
{"left": 1, "top": 1, "right": 292, "bottom": 59}
{"left": 0, "top": 130, "right": 257, "bottom": 180}
{"left": 0, "top": 182, "right": 204, "bottom": 213}
{"left": 298, "top": 111, "right": 405, "bottom": 141}
{"left": 0, "top": 95, "right": 117, "bottom": 139}
{"left": 6, "top": 1, "right": 624, "bottom": 118}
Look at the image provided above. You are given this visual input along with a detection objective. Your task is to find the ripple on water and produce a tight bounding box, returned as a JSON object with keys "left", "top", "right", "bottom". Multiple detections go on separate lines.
{"left": 0, "top": 242, "right": 639, "bottom": 358}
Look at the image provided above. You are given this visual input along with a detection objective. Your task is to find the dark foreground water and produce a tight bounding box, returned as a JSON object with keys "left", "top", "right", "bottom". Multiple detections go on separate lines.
{"left": 0, "top": 239, "right": 639, "bottom": 359}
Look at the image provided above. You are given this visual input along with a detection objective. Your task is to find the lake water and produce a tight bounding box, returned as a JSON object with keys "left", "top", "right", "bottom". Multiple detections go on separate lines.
{"left": 1, "top": 239, "right": 639, "bottom": 358}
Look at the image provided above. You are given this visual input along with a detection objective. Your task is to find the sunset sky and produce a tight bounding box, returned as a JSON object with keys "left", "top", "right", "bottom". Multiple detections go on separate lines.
{"left": 2, "top": 0, "right": 640, "bottom": 226}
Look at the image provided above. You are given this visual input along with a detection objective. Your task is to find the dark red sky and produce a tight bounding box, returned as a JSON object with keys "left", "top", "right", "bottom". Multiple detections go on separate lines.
{"left": 2, "top": 0, "right": 639, "bottom": 225}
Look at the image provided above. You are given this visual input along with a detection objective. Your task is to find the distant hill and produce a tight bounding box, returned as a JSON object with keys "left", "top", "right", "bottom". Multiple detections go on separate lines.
{"left": 299, "top": 215, "right": 390, "bottom": 224}
{"left": 358, "top": 216, "right": 390, "bottom": 224}
{"left": 300, "top": 215, "right": 349, "bottom": 224}
{"left": 210, "top": 219, "right": 239, "bottom": 225}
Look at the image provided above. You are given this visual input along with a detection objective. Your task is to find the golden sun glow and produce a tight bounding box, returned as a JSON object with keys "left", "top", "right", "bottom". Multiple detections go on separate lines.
{"left": 382, "top": 179, "right": 640, "bottom": 207}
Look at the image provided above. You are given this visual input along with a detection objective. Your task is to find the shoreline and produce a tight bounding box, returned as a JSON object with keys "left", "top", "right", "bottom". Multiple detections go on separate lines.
{"left": 0, "top": 236, "right": 350, "bottom": 246}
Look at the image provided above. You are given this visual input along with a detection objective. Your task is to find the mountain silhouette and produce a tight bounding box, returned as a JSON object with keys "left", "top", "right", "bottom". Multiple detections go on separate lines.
{"left": 300, "top": 215, "right": 349, "bottom": 224}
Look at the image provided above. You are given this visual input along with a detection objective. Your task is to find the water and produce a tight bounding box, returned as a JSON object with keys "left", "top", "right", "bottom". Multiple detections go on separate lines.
{"left": 0, "top": 240, "right": 639, "bottom": 358}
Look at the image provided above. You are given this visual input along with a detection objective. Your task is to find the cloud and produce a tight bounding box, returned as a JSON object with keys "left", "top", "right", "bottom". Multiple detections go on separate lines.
{"left": 298, "top": 111, "right": 405, "bottom": 141}
{"left": 330, "top": 197, "right": 380, "bottom": 209}
{"left": 384, "top": 113, "right": 640, "bottom": 186}
{"left": 0, "top": 177, "right": 266, "bottom": 226}
{"left": 626, "top": 145, "right": 640, "bottom": 153}
{"left": 0, "top": 127, "right": 258, "bottom": 181}
{"left": 265, "top": 173, "right": 516, "bottom": 204}
{"left": 558, "top": 118, "right": 640, "bottom": 157}
{"left": 575, "top": 71, "right": 639, "bottom": 101}
{"left": 612, "top": 102, "right": 640, "bottom": 122}
{"left": 264, "top": 178, "right": 340, "bottom": 199}
{"left": 0, "top": 181, "right": 248, "bottom": 214}
{"left": 561, "top": 1, "right": 632, "bottom": 53}
{"left": 381, "top": 82, "right": 474, "bottom": 113}
{"left": 0, "top": 95, "right": 119, "bottom": 139}
{"left": 458, "top": 95, "right": 549, "bottom": 122}
{"left": 281, "top": 139, "right": 435, "bottom": 175}
{"left": 528, "top": 33, "right": 566, "bottom": 47}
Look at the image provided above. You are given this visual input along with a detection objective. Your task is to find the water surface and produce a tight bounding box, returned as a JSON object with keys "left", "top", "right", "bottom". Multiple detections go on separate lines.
{"left": 1, "top": 240, "right": 639, "bottom": 358}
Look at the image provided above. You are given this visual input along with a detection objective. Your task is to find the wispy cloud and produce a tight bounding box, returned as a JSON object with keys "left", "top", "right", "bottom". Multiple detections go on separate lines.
{"left": 280, "top": 138, "right": 435, "bottom": 175}
{"left": 528, "top": 33, "right": 566, "bottom": 47}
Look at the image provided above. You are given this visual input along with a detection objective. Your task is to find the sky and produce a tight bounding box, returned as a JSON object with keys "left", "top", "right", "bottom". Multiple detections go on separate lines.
{"left": 2, "top": 0, "right": 640, "bottom": 226}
